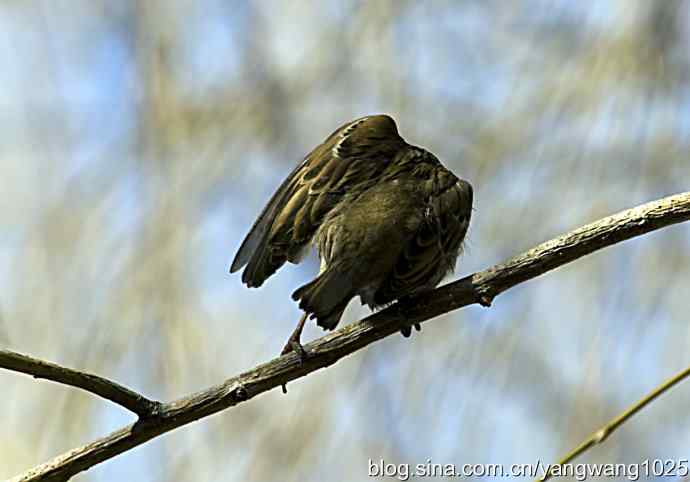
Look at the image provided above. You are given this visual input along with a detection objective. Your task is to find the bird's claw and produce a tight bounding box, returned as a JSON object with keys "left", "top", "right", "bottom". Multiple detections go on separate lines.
{"left": 399, "top": 323, "right": 421, "bottom": 338}
{"left": 280, "top": 339, "right": 310, "bottom": 395}
{"left": 282, "top": 339, "right": 309, "bottom": 361}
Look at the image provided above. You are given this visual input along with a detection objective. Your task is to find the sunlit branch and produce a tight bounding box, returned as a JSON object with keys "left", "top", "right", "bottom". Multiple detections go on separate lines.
{"left": 0, "top": 349, "right": 161, "bottom": 418}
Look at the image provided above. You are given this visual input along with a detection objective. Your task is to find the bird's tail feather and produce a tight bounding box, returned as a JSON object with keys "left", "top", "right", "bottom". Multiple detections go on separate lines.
{"left": 292, "top": 268, "right": 354, "bottom": 330}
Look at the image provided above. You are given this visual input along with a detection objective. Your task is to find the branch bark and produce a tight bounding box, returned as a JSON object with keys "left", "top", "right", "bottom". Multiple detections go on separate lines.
{"left": 0, "top": 350, "right": 161, "bottom": 418}
{"left": 9, "top": 191, "right": 690, "bottom": 482}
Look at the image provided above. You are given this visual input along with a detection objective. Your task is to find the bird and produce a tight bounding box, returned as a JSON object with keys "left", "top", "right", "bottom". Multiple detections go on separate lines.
{"left": 230, "top": 114, "right": 473, "bottom": 359}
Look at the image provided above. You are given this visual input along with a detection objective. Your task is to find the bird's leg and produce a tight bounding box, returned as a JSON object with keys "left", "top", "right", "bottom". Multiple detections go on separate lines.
{"left": 280, "top": 313, "right": 310, "bottom": 394}
{"left": 281, "top": 312, "right": 309, "bottom": 361}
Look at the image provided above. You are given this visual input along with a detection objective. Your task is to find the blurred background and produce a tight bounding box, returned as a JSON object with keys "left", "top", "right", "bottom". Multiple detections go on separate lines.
{"left": 2, "top": 1, "right": 690, "bottom": 480}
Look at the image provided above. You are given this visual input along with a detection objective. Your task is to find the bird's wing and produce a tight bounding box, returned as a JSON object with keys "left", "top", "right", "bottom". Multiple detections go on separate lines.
{"left": 230, "top": 114, "right": 407, "bottom": 287}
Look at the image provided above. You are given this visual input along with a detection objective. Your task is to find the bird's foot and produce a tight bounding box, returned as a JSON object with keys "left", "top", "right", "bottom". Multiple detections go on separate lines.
{"left": 280, "top": 337, "right": 310, "bottom": 362}
{"left": 400, "top": 323, "right": 421, "bottom": 338}
{"left": 280, "top": 313, "right": 310, "bottom": 394}
{"left": 280, "top": 312, "right": 310, "bottom": 361}
{"left": 280, "top": 340, "right": 310, "bottom": 395}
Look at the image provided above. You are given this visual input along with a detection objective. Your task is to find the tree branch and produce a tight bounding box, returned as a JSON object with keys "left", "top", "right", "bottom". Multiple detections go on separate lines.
{"left": 537, "top": 363, "right": 690, "bottom": 482}
{"left": 0, "top": 349, "right": 161, "bottom": 418}
{"left": 10, "top": 191, "right": 690, "bottom": 482}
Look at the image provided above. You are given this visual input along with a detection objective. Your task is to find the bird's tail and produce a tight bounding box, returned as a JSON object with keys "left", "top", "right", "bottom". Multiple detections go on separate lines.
{"left": 292, "top": 268, "right": 354, "bottom": 330}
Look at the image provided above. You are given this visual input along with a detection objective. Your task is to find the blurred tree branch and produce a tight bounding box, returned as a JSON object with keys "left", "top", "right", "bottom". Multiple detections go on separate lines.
{"left": 538, "top": 363, "right": 690, "bottom": 482}
{"left": 8, "top": 191, "right": 690, "bottom": 482}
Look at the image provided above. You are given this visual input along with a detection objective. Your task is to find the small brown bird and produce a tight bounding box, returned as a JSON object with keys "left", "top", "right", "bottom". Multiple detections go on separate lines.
{"left": 230, "top": 115, "right": 472, "bottom": 357}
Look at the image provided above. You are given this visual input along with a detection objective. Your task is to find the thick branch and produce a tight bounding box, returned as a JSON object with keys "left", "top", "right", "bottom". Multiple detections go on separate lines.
{"left": 11, "top": 191, "right": 690, "bottom": 482}
{"left": 0, "top": 350, "right": 161, "bottom": 418}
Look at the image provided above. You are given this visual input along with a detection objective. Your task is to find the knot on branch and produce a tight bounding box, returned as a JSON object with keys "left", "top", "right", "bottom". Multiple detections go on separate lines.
{"left": 231, "top": 384, "right": 249, "bottom": 402}
{"left": 139, "top": 400, "right": 164, "bottom": 419}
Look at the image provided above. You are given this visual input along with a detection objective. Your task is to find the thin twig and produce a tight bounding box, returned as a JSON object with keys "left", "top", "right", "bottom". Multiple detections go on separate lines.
{"left": 0, "top": 349, "right": 161, "bottom": 418}
{"left": 537, "top": 364, "right": 690, "bottom": 482}
{"left": 9, "top": 191, "right": 690, "bottom": 482}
